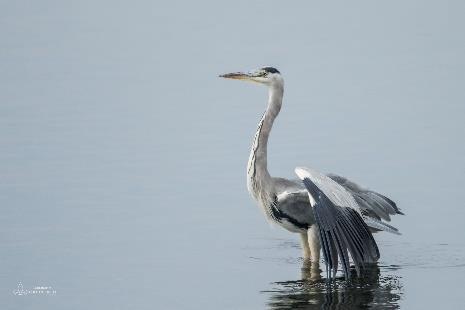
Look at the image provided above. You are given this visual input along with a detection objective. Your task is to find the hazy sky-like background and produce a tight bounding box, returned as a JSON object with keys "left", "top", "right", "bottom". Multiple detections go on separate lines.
{"left": 1, "top": 1, "right": 464, "bottom": 309}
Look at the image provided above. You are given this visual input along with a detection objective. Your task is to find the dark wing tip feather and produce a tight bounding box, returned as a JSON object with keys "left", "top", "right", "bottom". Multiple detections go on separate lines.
{"left": 375, "top": 193, "right": 405, "bottom": 215}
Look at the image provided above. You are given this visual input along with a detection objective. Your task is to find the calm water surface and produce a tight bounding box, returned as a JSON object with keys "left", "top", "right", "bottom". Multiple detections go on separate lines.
{"left": 1, "top": 1, "right": 465, "bottom": 309}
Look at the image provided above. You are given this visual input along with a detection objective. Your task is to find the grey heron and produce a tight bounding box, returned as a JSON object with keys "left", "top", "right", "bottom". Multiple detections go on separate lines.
{"left": 220, "top": 67, "right": 404, "bottom": 280}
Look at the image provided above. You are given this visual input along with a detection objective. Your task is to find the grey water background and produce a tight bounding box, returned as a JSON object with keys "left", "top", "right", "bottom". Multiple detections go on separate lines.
{"left": 1, "top": 1, "right": 465, "bottom": 309}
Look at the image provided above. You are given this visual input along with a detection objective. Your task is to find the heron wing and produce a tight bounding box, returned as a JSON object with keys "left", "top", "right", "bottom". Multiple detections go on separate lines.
{"left": 295, "top": 167, "right": 380, "bottom": 280}
{"left": 327, "top": 173, "right": 404, "bottom": 222}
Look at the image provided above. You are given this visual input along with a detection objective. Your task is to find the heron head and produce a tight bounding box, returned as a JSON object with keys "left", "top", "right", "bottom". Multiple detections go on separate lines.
{"left": 219, "top": 66, "right": 283, "bottom": 86}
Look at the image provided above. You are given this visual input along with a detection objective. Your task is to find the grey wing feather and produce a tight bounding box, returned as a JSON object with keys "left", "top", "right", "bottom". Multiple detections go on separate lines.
{"left": 364, "top": 217, "right": 401, "bottom": 235}
{"left": 295, "top": 167, "right": 380, "bottom": 280}
{"left": 327, "top": 173, "right": 404, "bottom": 220}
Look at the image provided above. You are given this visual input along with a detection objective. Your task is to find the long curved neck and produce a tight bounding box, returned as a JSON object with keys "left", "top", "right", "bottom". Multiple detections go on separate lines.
{"left": 247, "top": 83, "right": 284, "bottom": 200}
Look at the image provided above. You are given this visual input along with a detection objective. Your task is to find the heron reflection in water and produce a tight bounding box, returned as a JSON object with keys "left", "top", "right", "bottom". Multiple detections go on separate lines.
{"left": 220, "top": 67, "right": 404, "bottom": 280}
{"left": 265, "top": 262, "right": 403, "bottom": 309}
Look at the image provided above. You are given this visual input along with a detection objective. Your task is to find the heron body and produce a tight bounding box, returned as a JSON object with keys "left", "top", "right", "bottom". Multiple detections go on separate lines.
{"left": 220, "top": 67, "right": 403, "bottom": 280}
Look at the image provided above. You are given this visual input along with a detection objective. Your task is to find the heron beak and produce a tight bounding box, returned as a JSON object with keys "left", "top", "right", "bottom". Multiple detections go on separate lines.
{"left": 219, "top": 72, "right": 252, "bottom": 81}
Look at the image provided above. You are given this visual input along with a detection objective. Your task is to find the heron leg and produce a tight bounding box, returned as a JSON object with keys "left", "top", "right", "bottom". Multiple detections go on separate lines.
{"left": 301, "top": 260, "right": 322, "bottom": 281}
{"left": 307, "top": 225, "right": 321, "bottom": 263}
{"left": 300, "top": 232, "right": 311, "bottom": 260}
